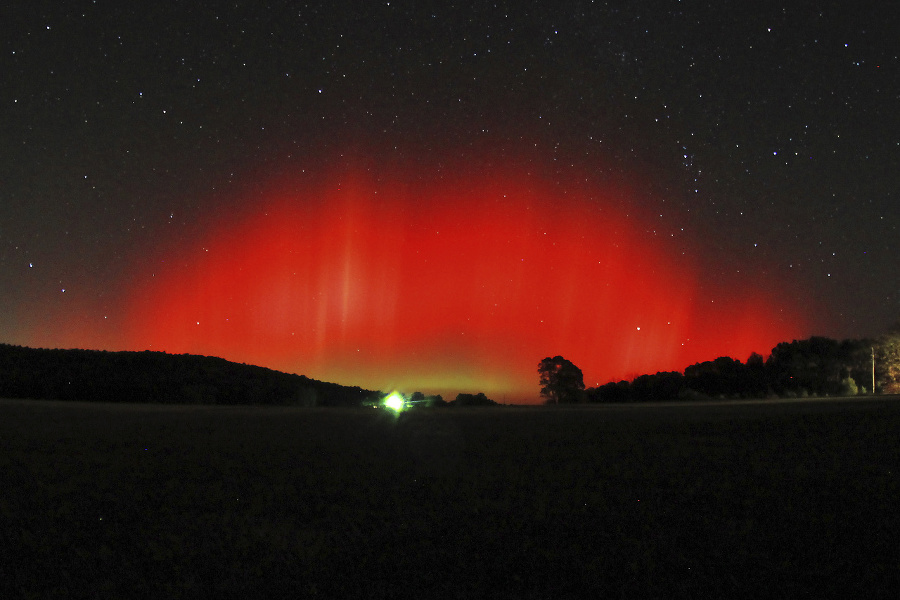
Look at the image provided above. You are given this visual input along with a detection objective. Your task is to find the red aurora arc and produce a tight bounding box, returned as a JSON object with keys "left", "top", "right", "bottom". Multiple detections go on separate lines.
{"left": 125, "top": 165, "right": 804, "bottom": 402}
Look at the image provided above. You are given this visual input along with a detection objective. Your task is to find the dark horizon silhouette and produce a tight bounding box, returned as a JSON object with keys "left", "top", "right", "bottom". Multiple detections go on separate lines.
{"left": 3, "top": 326, "right": 896, "bottom": 406}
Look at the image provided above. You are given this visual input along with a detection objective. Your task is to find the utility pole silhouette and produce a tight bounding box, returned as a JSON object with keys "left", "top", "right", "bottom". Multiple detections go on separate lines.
{"left": 872, "top": 346, "right": 876, "bottom": 394}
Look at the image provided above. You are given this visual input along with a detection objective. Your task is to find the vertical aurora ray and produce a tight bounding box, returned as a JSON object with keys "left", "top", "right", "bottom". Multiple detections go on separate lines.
{"left": 123, "top": 164, "right": 805, "bottom": 401}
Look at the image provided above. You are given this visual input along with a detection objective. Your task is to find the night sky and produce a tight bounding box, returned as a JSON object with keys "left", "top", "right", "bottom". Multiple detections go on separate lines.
{"left": 2, "top": 1, "right": 897, "bottom": 402}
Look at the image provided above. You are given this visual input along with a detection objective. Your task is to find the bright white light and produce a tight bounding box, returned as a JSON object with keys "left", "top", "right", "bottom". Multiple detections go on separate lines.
{"left": 384, "top": 392, "right": 405, "bottom": 412}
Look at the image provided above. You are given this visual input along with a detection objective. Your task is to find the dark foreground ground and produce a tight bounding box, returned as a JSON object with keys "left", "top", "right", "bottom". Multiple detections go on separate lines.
{"left": 2, "top": 397, "right": 899, "bottom": 599}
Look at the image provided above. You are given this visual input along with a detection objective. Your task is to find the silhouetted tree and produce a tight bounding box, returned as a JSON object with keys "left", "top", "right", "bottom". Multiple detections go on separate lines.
{"left": 585, "top": 380, "right": 630, "bottom": 403}
{"left": 452, "top": 392, "right": 496, "bottom": 406}
{"left": 746, "top": 352, "right": 764, "bottom": 368}
{"left": 875, "top": 324, "right": 900, "bottom": 393}
{"left": 745, "top": 352, "right": 769, "bottom": 396}
{"left": 648, "top": 371, "right": 685, "bottom": 400}
{"left": 840, "top": 338, "right": 876, "bottom": 394}
{"left": 538, "top": 356, "right": 585, "bottom": 404}
{"left": 405, "top": 391, "right": 447, "bottom": 408}
{"left": 765, "top": 337, "right": 871, "bottom": 396}
{"left": 684, "top": 357, "right": 737, "bottom": 397}
{"left": 426, "top": 394, "right": 448, "bottom": 407}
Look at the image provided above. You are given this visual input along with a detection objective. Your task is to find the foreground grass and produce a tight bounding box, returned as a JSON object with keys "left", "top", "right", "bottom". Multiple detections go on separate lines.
{"left": 2, "top": 398, "right": 899, "bottom": 599}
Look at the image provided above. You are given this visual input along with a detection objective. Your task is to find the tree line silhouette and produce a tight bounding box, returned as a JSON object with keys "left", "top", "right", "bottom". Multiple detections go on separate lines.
{"left": 3, "top": 325, "right": 898, "bottom": 407}
{"left": 554, "top": 329, "right": 900, "bottom": 403}
{"left": 0, "top": 344, "right": 378, "bottom": 407}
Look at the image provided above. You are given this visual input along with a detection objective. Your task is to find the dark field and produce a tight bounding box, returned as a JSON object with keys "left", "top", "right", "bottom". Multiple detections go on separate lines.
{"left": 2, "top": 398, "right": 899, "bottom": 599}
